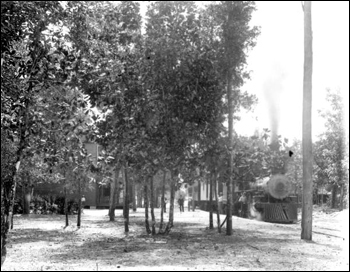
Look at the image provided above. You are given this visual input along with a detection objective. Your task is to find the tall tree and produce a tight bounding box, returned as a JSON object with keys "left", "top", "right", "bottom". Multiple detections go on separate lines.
{"left": 1, "top": 1, "right": 65, "bottom": 265}
{"left": 301, "top": 0, "right": 313, "bottom": 241}
{"left": 314, "top": 89, "right": 348, "bottom": 209}
{"left": 202, "top": 0, "right": 259, "bottom": 236}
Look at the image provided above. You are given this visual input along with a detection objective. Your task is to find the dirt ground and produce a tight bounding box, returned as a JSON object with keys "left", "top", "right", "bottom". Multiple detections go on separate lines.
{"left": 2, "top": 206, "right": 349, "bottom": 271}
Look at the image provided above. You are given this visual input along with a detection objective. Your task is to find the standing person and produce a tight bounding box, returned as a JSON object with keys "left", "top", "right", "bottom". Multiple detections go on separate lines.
{"left": 178, "top": 196, "right": 184, "bottom": 212}
{"left": 187, "top": 196, "right": 192, "bottom": 211}
{"left": 81, "top": 195, "right": 86, "bottom": 214}
{"left": 238, "top": 192, "right": 248, "bottom": 217}
{"left": 163, "top": 197, "right": 167, "bottom": 213}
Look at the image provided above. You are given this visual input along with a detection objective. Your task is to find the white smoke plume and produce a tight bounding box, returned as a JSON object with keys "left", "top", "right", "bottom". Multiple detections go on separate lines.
{"left": 263, "top": 62, "right": 286, "bottom": 149}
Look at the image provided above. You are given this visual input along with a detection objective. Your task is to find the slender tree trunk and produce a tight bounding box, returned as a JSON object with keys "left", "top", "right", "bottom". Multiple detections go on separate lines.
{"left": 109, "top": 180, "right": 116, "bottom": 221}
{"left": 159, "top": 169, "right": 166, "bottom": 234}
{"left": 116, "top": 185, "right": 120, "bottom": 208}
{"left": 209, "top": 172, "right": 214, "bottom": 229}
{"left": 132, "top": 175, "right": 137, "bottom": 212}
{"left": 214, "top": 170, "right": 221, "bottom": 233}
{"left": 137, "top": 183, "right": 142, "bottom": 208}
{"left": 223, "top": 1, "right": 235, "bottom": 236}
{"left": 192, "top": 187, "right": 195, "bottom": 211}
{"left": 64, "top": 187, "right": 69, "bottom": 228}
{"left": 124, "top": 164, "right": 129, "bottom": 233}
{"left": 144, "top": 183, "right": 151, "bottom": 234}
{"left": 331, "top": 184, "right": 337, "bottom": 209}
{"left": 109, "top": 168, "right": 119, "bottom": 221}
{"left": 77, "top": 177, "right": 82, "bottom": 228}
{"left": 165, "top": 173, "right": 176, "bottom": 234}
{"left": 339, "top": 184, "right": 344, "bottom": 211}
{"left": 1, "top": 174, "right": 14, "bottom": 267}
{"left": 301, "top": 0, "right": 313, "bottom": 241}
{"left": 9, "top": 171, "right": 20, "bottom": 229}
{"left": 150, "top": 176, "right": 156, "bottom": 235}
{"left": 197, "top": 179, "right": 201, "bottom": 210}
{"left": 226, "top": 69, "right": 234, "bottom": 235}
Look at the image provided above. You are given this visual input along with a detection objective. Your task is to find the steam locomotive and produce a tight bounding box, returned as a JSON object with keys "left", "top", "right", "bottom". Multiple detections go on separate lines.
{"left": 233, "top": 174, "right": 298, "bottom": 223}
{"left": 191, "top": 173, "right": 298, "bottom": 223}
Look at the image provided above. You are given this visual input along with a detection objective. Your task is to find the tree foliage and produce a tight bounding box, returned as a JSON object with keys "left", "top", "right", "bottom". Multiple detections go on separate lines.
{"left": 314, "top": 89, "right": 348, "bottom": 209}
{"left": 1, "top": 1, "right": 261, "bottom": 265}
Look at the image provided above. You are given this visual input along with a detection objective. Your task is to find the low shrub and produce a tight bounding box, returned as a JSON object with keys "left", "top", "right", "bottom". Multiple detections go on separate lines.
{"left": 30, "top": 195, "right": 78, "bottom": 215}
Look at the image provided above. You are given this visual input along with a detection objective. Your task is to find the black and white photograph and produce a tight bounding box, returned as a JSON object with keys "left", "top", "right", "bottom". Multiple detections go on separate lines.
{"left": 1, "top": 1, "right": 349, "bottom": 271}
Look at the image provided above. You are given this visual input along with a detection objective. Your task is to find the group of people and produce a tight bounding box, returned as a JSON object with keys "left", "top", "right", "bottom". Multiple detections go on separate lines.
{"left": 162, "top": 195, "right": 185, "bottom": 213}
{"left": 218, "top": 191, "right": 248, "bottom": 217}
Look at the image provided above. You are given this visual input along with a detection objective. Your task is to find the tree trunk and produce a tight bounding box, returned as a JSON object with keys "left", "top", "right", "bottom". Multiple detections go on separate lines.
{"left": 301, "top": 0, "right": 313, "bottom": 241}
{"left": 9, "top": 172, "right": 20, "bottom": 229}
{"left": 144, "top": 183, "right": 151, "bottom": 234}
{"left": 214, "top": 170, "right": 221, "bottom": 233}
{"left": 116, "top": 185, "right": 120, "bottom": 208}
{"left": 123, "top": 164, "right": 129, "bottom": 233}
{"left": 1, "top": 175, "right": 13, "bottom": 267}
{"left": 137, "top": 183, "right": 143, "bottom": 208}
{"left": 132, "top": 175, "right": 137, "bottom": 212}
{"left": 339, "top": 184, "right": 344, "bottom": 211}
{"left": 77, "top": 196, "right": 82, "bottom": 228}
{"left": 197, "top": 178, "right": 201, "bottom": 210}
{"left": 64, "top": 187, "right": 69, "bottom": 228}
{"left": 77, "top": 177, "right": 82, "bottom": 228}
{"left": 331, "top": 184, "right": 338, "bottom": 209}
{"left": 224, "top": 3, "right": 235, "bottom": 236}
{"left": 165, "top": 173, "right": 176, "bottom": 234}
{"left": 109, "top": 180, "right": 116, "bottom": 221}
{"left": 150, "top": 176, "right": 156, "bottom": 235}
{"left": 209, "top": 172, "right": 214, "bottom": 229}
{"left": 109, "top": 168, "right": 119, "bottom": 221}
{"left": 192, "top": 187, "right": 195, "bottom": 211}
{"left": 159, "top": 169, "right": 166, "bottom": 234}
{"left": 226, "top": 69, "right": 234, "bottom": 236}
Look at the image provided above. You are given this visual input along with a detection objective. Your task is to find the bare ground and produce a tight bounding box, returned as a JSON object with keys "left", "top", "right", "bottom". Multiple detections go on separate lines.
{"left": 2, "top": 206, "right": 349, "bottom": 271}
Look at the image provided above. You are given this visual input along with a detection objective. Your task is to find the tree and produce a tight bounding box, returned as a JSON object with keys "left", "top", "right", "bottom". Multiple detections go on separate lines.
{"left": 199, "top": 1, "right": 259, "bottom": 235}
{"left": 314, "top": 89, "right": 348, "bottom": 209}
{"left": 301, "top": 0, "right": 313, "bottom": 241}
{"left": 64, "top": 0, "right": 144, "bottom": 233}
{"left": 1, "top": 1, "right": 65, "bottom": 266}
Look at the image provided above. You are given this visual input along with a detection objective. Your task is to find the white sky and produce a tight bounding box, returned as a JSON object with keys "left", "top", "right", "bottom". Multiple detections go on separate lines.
{"left": 236, "top": 1, "right": 349, "bottom": 141}
{"left": 139, "top": 1, "right": 349, "bottom": 142}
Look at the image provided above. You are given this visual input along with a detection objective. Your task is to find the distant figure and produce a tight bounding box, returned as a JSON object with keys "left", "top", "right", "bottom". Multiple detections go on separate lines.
{"left": 239, "top": 192, "right": 247, "bottom": 204}
{"left": 178, "top": 196, "right": 185, "bottom": 212}
{"left": 81, "top": 195, "right": 86, "bottom": 214}
{"left": 163, "top": 197, "right": 167, "bottom": 213}
{"left": 238, "top": 192, "right": 248, "bottom": 217}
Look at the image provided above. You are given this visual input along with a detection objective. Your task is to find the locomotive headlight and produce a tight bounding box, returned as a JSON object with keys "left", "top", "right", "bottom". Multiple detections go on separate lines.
{"left": 266, "top": 174, "right": 292, "bottom": 199}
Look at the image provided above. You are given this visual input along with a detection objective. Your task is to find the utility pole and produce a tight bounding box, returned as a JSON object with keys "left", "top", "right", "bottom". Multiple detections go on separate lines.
{"left": 225, "top": 1, "right": 234, "bottom": 236}
{"left": 301, "top": 1, "right": 313, "bottom": 241}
